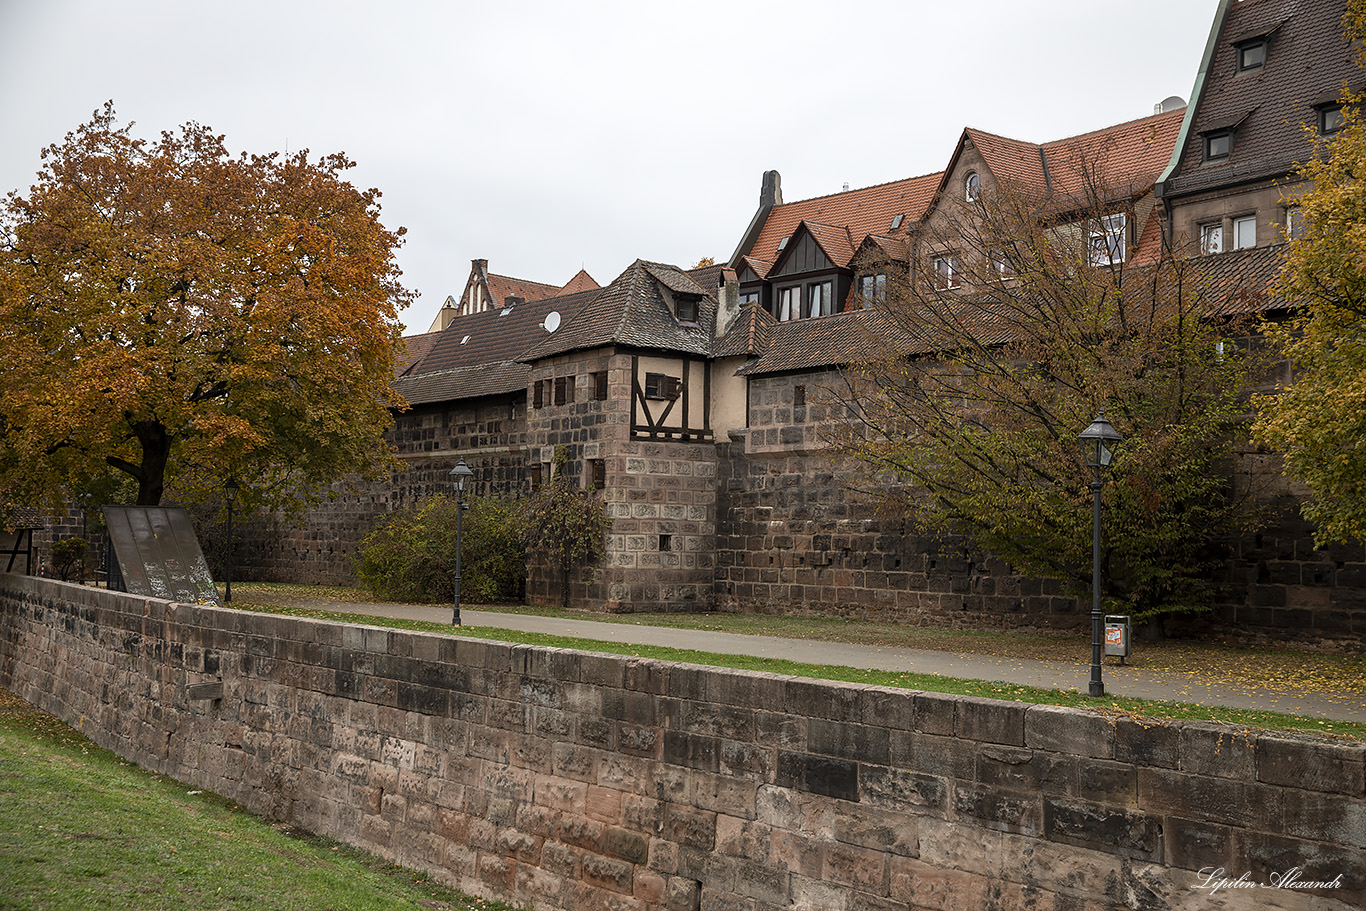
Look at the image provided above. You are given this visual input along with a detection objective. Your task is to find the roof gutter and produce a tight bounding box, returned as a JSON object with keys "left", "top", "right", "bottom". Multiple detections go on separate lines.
{"left": 1156, "top": 0, "right": 1233, "bottom": 198}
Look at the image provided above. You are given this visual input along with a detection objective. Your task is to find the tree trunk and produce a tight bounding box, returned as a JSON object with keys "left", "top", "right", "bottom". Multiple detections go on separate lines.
{"left": 107, "top": 420, "right": 170, "bottom": 506}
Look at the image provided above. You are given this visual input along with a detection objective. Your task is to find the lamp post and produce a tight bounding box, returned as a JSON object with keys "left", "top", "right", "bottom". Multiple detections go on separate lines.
{"left": 224, "top": 477, "right": 240, "bottom": 603}
{"left": 1077, "top": 413, "right": 1121, "bottom": 698}
{"left": 450, "top": 459, "right": 474, "bottom": 626}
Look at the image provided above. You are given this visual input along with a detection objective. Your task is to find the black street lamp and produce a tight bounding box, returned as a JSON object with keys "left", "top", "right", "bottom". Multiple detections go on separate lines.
{"left": 450, "top": 459, "right": 474, "bottom": 626}
{"left": 1078, "top": 413, "right": 1122, "bottom": 698}
{"left": 224, "top": 477, "right": 240, "bottom": 603}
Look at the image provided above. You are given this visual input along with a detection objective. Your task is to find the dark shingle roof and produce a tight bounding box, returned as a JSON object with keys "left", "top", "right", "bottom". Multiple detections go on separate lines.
{"left": 519, "top": 260, "right": 716, "bottom": 362}
{"left": 1162, "top": 0, "right": 1357, "bottom": 197}
{"left": 394, "top": 361, "right": 530, "bottom": 406}
{"left": 714, "top": 303, "right": 774, "bottom": 358}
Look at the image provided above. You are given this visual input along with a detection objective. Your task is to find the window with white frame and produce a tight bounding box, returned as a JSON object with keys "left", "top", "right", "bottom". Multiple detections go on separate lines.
{"left": 988, "top": 251, "right": 1013, "bottom": 279}
{"left": 1233, "top": 215, "right": 1257, "bottom": 250}
{"left": 965, "top": 172, "right": 981, "bottom": 202}
{"left": 932, "top": 256, "right": 958, "bottom": 290}
{"left": 1089, "top": 213, "right": 1126, "bottom": 265}
{"left": 1200, "top": 223, "right": 1223, "bottom": 255}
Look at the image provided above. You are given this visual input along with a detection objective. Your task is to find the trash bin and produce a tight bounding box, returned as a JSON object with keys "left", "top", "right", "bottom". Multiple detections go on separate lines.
{"left": 1104, "top": 615, "right": 1131, "bottom": 664}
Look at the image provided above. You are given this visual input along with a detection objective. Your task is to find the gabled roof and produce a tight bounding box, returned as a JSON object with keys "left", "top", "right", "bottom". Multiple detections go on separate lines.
{"left": 401, "top": 286, "right": 600, "bottom": 380}
{"left": 487, "top": 271, "right": 562, "bottom": 306}
{"left": 713, "top": 303, "right": 774, "bottom": 358}
{"left": 737, "top": 255, "right": 773, "bottom": 282}
{"left": 931, "top": 109, "right": 1186, "bottom": 217}
{"left": 801, "top": 221, "right": 858, "bottom": 269}
{"left": 558, "top": 269, "right": 600, "bottom": 296}
{"left": 1160, "top": 0, "right": 1358, "bottom": 198}
{"left": 397, "top": 331, "right": 441, "bottom": 377}
{"left": 519, "top": 260, "right": 717, "bottom": 362}
{"left": 741, "top": 172, "right": 942, "bottom": 266}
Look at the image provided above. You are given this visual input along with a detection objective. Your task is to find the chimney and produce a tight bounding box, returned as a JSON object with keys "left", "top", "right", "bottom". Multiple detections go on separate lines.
{"left": 473, "top": 258, "right": 488, "bottom": 274}
{"left": 715, "top": 268, "right": 740, "bottom": 339}
{"left": 760, "top": 170, "right": 783, "bottom": 209}
{"left": 504, "top": 295, "right": 524, "bottom": 307}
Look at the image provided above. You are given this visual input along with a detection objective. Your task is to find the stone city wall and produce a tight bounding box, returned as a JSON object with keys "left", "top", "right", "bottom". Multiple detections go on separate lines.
{"left": 2, "top": 574, "right": 1362, "bottom": 911}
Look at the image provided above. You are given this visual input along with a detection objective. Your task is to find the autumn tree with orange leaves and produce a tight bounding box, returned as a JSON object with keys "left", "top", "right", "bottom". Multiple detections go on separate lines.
{"left": 0, "top": 105, "right": 412, "bottom": 515}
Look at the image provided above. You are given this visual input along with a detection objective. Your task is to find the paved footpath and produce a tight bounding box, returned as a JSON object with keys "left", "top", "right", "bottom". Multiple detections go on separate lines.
{"left": 274, "top": 599, "right": 1366, "bottom": 724}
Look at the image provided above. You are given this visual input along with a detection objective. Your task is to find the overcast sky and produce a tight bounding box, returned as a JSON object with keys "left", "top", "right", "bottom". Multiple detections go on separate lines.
{"left": 1, "top": 0, "right": 1220, "bottom": 334}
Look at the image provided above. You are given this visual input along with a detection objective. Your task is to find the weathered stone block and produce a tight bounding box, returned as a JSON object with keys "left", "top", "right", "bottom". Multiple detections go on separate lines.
{"left": 1178, "top": 722, "right": 1257, "bottom": 780}
{"left": 956, "top": 698, "right": 1026, "bottom": 746}
{"left": 808, "top": 719, "right": 891, "bottom": 765}
{"left": 1042, "top": 798, "right": 1162, "bottom": 861}
{"left": 776, "top": 751, "right": 859, "bottom": 802}
{"left": 1024, "top": 704, "right": 1115, "bottom": 759}
{"left": 1257, "top": 733, "right": 1366, "bottom": 795}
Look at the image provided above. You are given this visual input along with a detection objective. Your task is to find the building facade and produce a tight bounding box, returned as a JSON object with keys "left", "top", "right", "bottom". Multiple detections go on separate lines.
{"left": 231, "top": 0, "right": 1366, "bottom": 641}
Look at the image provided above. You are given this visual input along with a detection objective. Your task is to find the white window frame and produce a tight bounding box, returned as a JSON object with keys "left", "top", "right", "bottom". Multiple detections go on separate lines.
{"left": 1200, "top": 223, "right": 1223, "bottom": 255}
{"left": 859, "top": 272, "right": 887, "bottom": 306}
{"left": 1089, "top": 213, "right": 1127, "bottom": 266}
{"left": 965, "top": 172, "right": 981, "bottom": 202}
{"left": 933, "top": 256, "right": 958, "bottom": 290}
{"left": 1233, "top": 215, "right": 1257, "bottom": 250}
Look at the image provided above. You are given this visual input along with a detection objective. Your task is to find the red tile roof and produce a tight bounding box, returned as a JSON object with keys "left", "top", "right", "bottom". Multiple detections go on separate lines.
{"left": 1041, "top": 108, "right": 1186, "bottom": 202}
{"left": 486, "top": 272, "right": 561, "bottom": 306}
{"left": 746, "top": 172, "right": 942, "bottom": 266}
{"left": 558, "top": 269, "right": 600, "bottom": 296}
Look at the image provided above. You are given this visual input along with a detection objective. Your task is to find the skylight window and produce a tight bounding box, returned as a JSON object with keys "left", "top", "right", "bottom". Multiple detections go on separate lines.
{"left": 460, "top": 335, "right": 471, "bottom": 345}
{"left": 889, "top": 214, "right": 904, "bottom": 230}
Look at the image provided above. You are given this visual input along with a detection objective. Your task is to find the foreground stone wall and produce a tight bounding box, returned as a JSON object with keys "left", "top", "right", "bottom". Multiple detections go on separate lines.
{"left": 2, "top": 575, "right": 1361, "bottom": 911}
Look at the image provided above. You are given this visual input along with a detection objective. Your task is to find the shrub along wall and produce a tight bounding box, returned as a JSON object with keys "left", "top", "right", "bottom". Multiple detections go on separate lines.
{"left": 1, "top": 574, "right": 1362, "bottom": 911}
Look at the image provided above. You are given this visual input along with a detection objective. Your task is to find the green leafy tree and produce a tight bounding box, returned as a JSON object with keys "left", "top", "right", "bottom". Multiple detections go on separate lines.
{"left": 1253, "top": 9, "right": 1366, "bottom": 545}
{"left": 831, "top": 172, "right": 1268, "bottom": 622}
{"left": 0, "top": 104, "right": 412, "bottom": 515}
{"left": 355, "top": 496, "right": 525, "bottom": 604}
{"left": 520, "top": 447, "right": 610, "bottom": 609}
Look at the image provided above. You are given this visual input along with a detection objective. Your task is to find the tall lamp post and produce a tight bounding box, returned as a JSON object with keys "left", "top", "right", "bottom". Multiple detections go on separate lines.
{"left": 224, "top": 477, "right": 240, "bottom": 603}
{"left": 1078, "top": 413, "right": 1121, "bottom": 698}
{"left": 450, "top": 459, "right": 474, "bottom": 627}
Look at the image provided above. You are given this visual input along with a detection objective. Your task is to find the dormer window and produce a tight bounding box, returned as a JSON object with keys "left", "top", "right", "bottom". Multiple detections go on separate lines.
{"left": 1237, "top": 40, "right": 1266, "bottom": 72}
{"left": 1089, "top": 213, "right": 1127, "bottom": 266}
{"left": 965, "top": 172, "right": 981, "bottom": 202}
{"left": 1204, "top": 130, "right": 1233, "bottom": 162}
{"left": 675, "top": 294, "right": 699, "bottom": 323}
{"left": 1319, "top": 104, "right": 1346, "bottom": 135}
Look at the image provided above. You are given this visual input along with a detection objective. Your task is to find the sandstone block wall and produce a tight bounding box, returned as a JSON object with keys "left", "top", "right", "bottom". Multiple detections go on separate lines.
{"left": 2, "top": 574, "right": 1362, "bottom": 911}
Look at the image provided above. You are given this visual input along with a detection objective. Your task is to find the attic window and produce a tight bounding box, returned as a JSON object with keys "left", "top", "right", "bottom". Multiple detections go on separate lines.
{"left": 460, "top": 335, "right": 471, "bottom": 345}
{"left": 889, "top": 214, "right": 904, "bottom": 230}
{"left": 1204, "top": 130, "right": 1233, "bottom": 162}
{"left": 1237, "top": 40, "right": 1266, "bottom": 72}
{"left": 1318, "top": 103, "right": 1346, "bottom": 134}
{"left": 777, "top": 237, "right": 789, "bottom": 251}
{"left": 1089, "top": 213, "right": 1126, "bottom": 266}
{"left": 965, "top": 172, "right": 981, "bottom": 202}
{"left": 499, "top": 307, "right": 513, "bottom": 316}
{"left": 676, "top": 294, "right": 699, "bottom": 323}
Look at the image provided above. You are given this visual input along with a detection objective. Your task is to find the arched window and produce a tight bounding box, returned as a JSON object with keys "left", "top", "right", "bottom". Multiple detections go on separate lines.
{"left": 965, "top": 172, "right": 981, "bottom": 202}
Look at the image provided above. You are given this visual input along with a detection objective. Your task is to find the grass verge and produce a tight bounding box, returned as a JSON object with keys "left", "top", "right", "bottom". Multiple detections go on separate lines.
{"left": 232, "top": 583, "right": 1366, "bottom": 700}
{"left": 0, "top": 687, "right": 519, "bottom": 911}
{"left": 229, "top": 598, "right": 1366, "bottom": 741}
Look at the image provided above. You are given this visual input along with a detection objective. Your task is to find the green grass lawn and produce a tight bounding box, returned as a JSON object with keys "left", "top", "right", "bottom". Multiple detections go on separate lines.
{"left": 0, "top": 687, "right": 520, "bottom": 911}
{"left": 229, "top": 585, "right": 1366, "bottom": 741}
